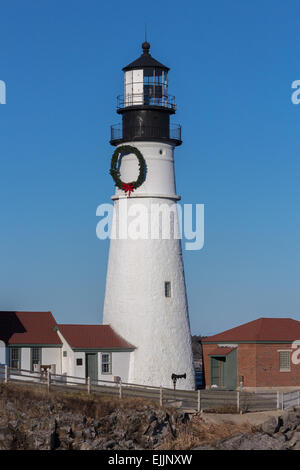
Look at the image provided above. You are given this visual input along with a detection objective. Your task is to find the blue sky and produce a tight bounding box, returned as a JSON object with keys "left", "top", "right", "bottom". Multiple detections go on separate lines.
{"left": 0, "top": 0, "right": 300, "bottom": 335}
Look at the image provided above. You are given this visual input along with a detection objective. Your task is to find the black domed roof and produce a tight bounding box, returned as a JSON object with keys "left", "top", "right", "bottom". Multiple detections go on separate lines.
{"left": 123, "top": 42, "right": 169, "bottom": 72}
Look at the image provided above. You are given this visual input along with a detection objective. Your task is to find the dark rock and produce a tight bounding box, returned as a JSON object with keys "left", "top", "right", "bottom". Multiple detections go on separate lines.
{"left": 50, "top": 429, "right": 61, "bottom": 450}
{"left": 80, "top": 441, "right": 91, "bottom": 450}
{"left": 34, "top": 435, "right": 46, "bottom": 450}
{"left": 285, "top": 430, "right": 294, "bottom": 440}
{"left": 0, "top": 426, "right": 14, "bottom": 450}
{"left": 216, "top": 432, "right": 287, "bottom": 451}
{"left": 105, "top": 439, "right": 116, "bottom": 449}
{"left": 193, "top": 444, "right": 217, "bottom": 450}
{"left": 8, "top": 420, "right": 19, "bottom": 430}
{"left": 149, "top": 413, "right": 157, "bottom": 424}
{"left": 288, "top": 431, "right": 300, "bottom": 447}
{"left": 178, "top": 412, "right": 190, "bottom": 424}
{"left": 281, "top": 410, "right": 300, "bottom": 432}
{"left": 261, "top": 416, "right": 282, "bottom": 435}
{"left": 92, "top": 437, "right": 106, "bottom": 449}
{"left": 293, "top": 440, "right": 300, "bottom": 450}
{"left": 273, "top": 433, "right": 287, "bottom": 444}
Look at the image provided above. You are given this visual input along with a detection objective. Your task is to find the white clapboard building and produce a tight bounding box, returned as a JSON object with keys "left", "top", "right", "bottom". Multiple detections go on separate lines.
{"left": 0, "top": 311, "right": 134, "bottom": 383}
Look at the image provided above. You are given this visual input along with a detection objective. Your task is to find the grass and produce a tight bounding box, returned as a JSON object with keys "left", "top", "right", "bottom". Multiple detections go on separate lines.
{"left": 0, "top": 381, "right": 165, "bottom": 420}
{"left": 158, "top": 413, "right": 256, "bottom": 450}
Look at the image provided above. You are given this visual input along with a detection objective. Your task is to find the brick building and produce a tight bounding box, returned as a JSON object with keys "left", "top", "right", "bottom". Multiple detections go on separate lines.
{"left": 202, "top": 318, "right": 300, "bottom": 390}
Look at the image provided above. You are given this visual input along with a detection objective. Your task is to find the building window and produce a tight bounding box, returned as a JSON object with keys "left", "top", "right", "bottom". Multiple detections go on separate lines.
{"left": 279, "top": 351, "right": 291, "bottom": 371}
{"left": 165, "top": 281, "right": 171, "bottom": 298}
{"left": 63, "top": 351, "right": 67, "bottom": 357}
{"left": 101, "top": 353, "right": 112, "bottom": 374}
{"left": 76, "top": 358, "right": 83, "bottom": 366}
{"left": 10, "top": 348, "right": 21, "bottom": 370}
{"left": 31, "top": 348, "right": 41, "bottom": 371}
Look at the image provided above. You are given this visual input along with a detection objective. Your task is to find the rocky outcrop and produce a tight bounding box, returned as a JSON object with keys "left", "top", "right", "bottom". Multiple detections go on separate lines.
{"left": 194, "top": 407, "right": 300, "bottom": 450}
{"left": 0, "top": 384, "right": 189, "bottom": 450}
{"left": 2, "top": 383, "right": 300, "bottom": 450}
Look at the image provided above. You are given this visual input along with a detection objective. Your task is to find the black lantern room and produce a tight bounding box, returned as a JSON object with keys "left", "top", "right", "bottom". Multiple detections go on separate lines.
{"left": 110, "top": 42, "right": 182, "bottom": 146}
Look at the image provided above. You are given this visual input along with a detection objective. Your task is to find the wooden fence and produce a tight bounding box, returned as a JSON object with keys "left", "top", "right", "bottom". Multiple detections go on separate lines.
{"left": 0, "top": 365, "right": 299, "bottom": 413}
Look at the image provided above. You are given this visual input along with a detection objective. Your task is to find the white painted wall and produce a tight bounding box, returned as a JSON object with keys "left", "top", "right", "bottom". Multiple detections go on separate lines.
{"left": 124, "top": 70, "right": 132, "bottom": 106}
{"left": 124, "top": 69, "right": 143, "bottom": 106}
{"left": 132, "top": 69, "right": 143, "bottom": 104}
{"left": 42, "top": 348, "right": 62, "bottom": 375}
{"left": 0, "top": 341, "right": 6, "bottom": 365}
{"left": 21, "top": 348, "right": 31, "bottom": 370}
{"left": 97, "top": 351, "right": 131, "bottom": 382}
{"left": 112, "top": 142, "right": 178, "bottom": 198}
{"left": 17, "top": 347, "right": 61, "bottom": 373}
{"left": 74, "top": 352, "right": 85, "bottom": 379}
{"left": 57, "top": 330, "right": 75, "bottom": 377}
{"left": 103, "top": 141, "right": 195, "bottom": 390}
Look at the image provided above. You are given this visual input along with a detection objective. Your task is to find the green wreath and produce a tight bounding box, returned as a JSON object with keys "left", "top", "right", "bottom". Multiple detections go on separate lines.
{"left": 109, "top": 145, "right": 146, "bottom": 196}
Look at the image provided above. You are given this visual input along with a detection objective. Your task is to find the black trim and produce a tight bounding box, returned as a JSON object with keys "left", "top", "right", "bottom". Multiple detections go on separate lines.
{"left": 123, "top": 42, "right": 169, "bottom": 72}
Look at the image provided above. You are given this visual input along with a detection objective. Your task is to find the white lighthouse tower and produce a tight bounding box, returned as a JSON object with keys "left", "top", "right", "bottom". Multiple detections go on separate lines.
{"left": 103, "top": 42, "right": 195, "bottom": 390}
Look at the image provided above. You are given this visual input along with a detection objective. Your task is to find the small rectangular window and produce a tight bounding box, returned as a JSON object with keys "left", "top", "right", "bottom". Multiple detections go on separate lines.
{"left": 101, "top": 353, "right": 112, "bottom": 374}
{"left": 31, "top": 347, "right": 41, "bottom": 371}
{"left": 10, "top": 348, "right": 21, "bottom": 370}
{"left": 165, "top": 281, "right": 171, "bottom": 298}
{"left": 76, "top": 358, "right": 83, "bottom": 366}
{"left": 279, "top": 351, "right": 291, "bottom": 371}
{"left": 63, "top": 351, "right": 67, "bottom": 357}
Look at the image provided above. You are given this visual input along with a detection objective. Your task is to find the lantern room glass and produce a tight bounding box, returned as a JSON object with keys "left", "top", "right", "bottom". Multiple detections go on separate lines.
{"left": 143, "top": 68, "right": 168, "bottom": 106}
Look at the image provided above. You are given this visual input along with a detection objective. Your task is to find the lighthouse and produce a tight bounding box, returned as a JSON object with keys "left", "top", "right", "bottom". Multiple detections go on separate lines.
{"left": 103, "top": 42, "right": 195, "bottom": 390}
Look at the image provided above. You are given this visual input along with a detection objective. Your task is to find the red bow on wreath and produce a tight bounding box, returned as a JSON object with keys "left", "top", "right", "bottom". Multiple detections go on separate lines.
{"left": 122, "top": 182, "right": 134, "bottom": 196}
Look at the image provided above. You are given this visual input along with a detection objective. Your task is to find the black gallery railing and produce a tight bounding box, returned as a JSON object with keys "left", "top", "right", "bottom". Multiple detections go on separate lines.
{"left": 117, "top": 94, "right": 177, "bottom": 111}
{"left": 110, "top": 123, "right": 182, "bottom": 143}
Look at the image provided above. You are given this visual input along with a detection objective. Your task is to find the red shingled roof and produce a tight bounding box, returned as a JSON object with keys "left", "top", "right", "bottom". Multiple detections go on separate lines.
{"left": 203, "top": 318, "right": 300, "bottom": 343}
{"left": 58, "top": 324, "right": 135, "bottom": 350}
{"left": 0, "top": 311, "right": 62, "bottom": 345}
{"left": 208, "top": 347, "right": 236, "bottom": 356}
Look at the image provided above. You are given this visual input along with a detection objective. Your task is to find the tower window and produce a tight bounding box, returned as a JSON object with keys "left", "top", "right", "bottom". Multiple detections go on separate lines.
{"left": 165, "top": 281, "right": 171, "bottom": 298}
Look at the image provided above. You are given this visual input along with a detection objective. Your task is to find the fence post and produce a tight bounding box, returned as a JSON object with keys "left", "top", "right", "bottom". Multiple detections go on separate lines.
{"left": 298, "top": 391, "right": 300, "bottom": 407}
{"left": 237, "top": 391, "right": 240, "bottom": 413}
{"left": 197, "top": 389, "right": 201, "bottom": 412}
{"left": 159, "top": 386, "right": 163, "bottom": 406}
{"left": 47, "top": 372, "right": 51, "bottom": 392}
{"left": 4, "top": 365, "right": 8, "bottom": 384}
{"left": 119, "top": 380, "right": 122, "bottom": 399}
{"left": 281, "top": 393, "right": 284, "bottom": 410}
{"left": 87, "top": 376, "right": 91, "bottom": 394}
{"left": 277, "top": 391, "right": 280, "bottom": 409}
